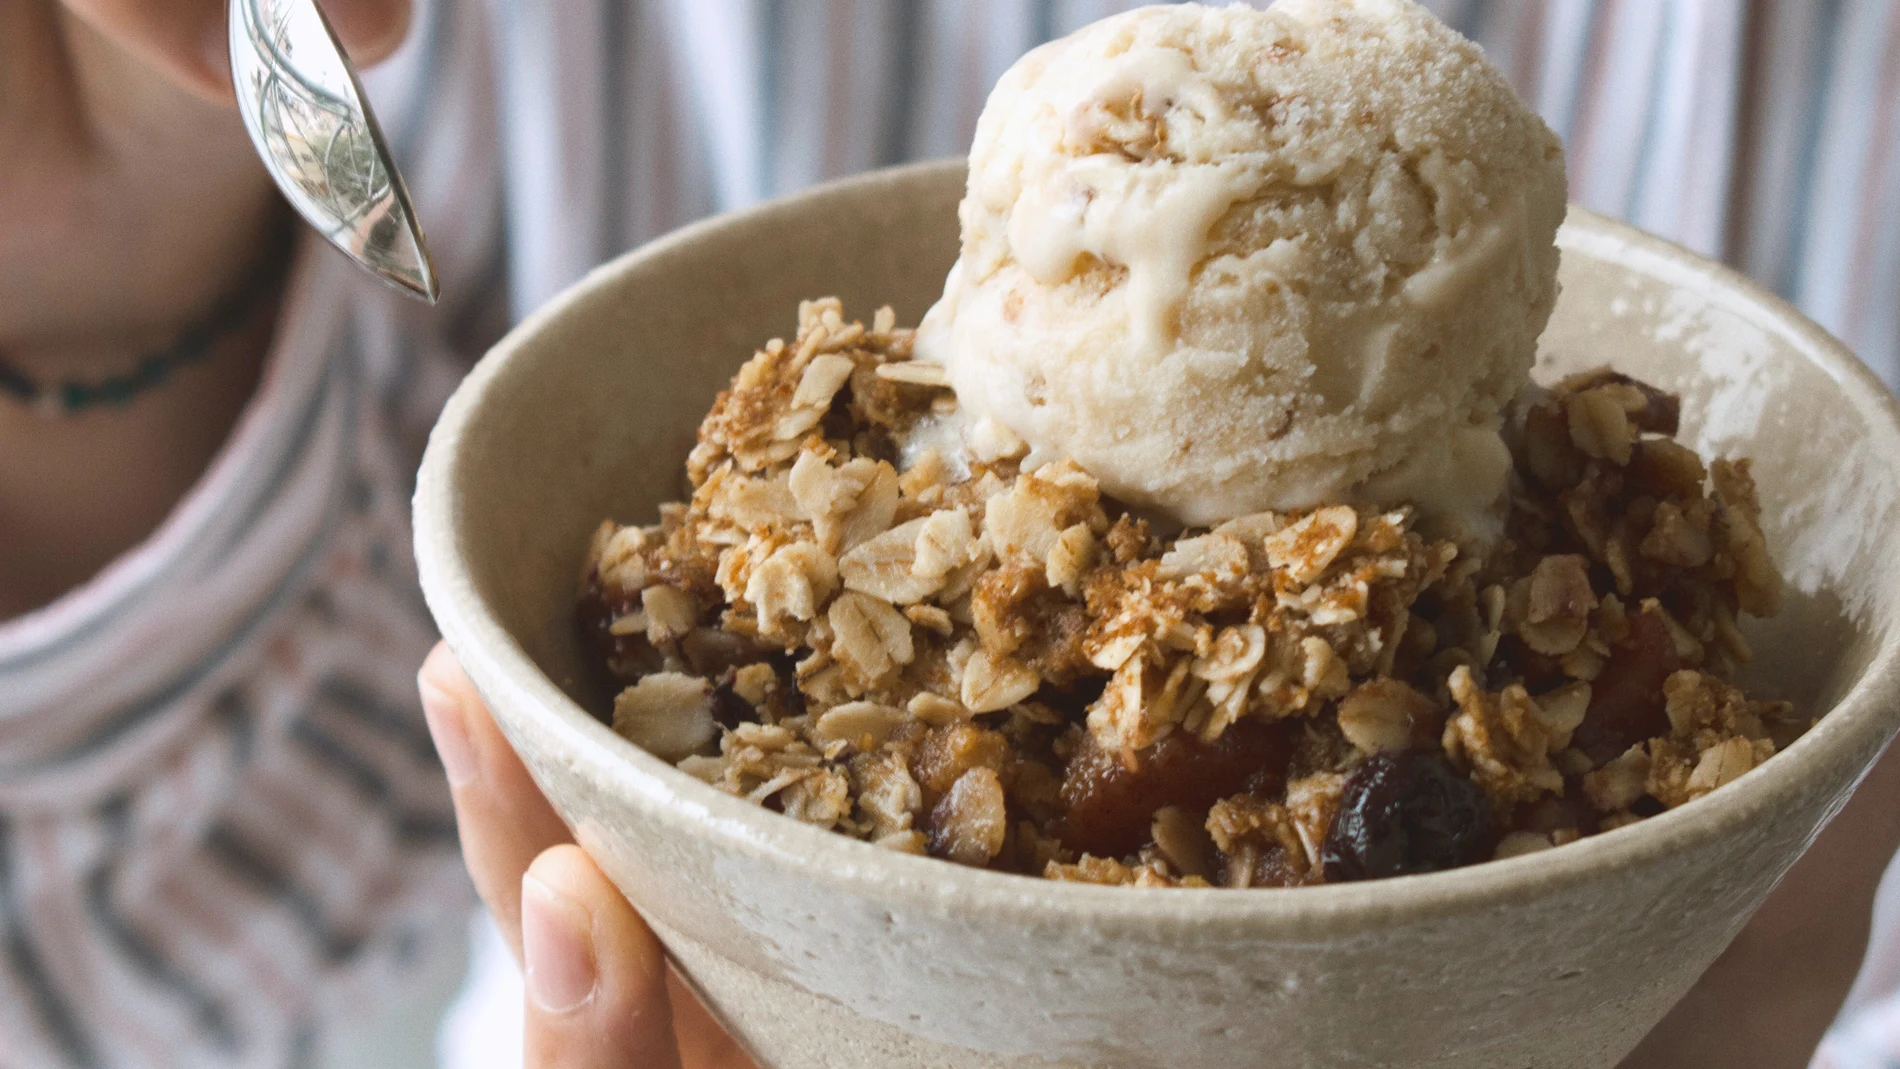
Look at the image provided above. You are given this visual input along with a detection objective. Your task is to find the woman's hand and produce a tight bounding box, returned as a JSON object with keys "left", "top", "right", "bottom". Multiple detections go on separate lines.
{"left": 417, "top": 642, "right": 757, "bottom": 1069}
{"left": 417, "top": 643, "right": 1896, "bottom": 1069}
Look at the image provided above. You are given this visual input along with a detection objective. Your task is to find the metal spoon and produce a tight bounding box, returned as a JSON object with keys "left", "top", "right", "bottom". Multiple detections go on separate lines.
{"left": 229, "top": 0, "right": 438, "bottom": 303}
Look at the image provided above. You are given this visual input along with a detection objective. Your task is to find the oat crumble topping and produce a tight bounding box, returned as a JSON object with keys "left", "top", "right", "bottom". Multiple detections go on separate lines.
{"left": 576, "top": 300, "right": 1802, "bottom": 887}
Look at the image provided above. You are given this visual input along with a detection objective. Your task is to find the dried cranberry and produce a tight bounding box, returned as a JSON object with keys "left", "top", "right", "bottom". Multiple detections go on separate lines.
{"left": 1571, "top": 608, "right": 1677, "bottom": 766}
{"left": 1321, "top": 752, "right": 1496, "bottom": 882}
{"left": 1057, "top": 721, "right": 1291, "bottom": 860}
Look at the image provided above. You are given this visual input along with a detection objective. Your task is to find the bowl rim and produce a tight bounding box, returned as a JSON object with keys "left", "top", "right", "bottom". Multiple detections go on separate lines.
{"left": 416, "top": 159, "right": 1900, "bottom": 932}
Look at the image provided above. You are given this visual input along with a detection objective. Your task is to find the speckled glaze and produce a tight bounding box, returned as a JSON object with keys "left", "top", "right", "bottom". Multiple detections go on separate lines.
{"left": 414, "top": 161, "right": 1900, "bottom": 1069}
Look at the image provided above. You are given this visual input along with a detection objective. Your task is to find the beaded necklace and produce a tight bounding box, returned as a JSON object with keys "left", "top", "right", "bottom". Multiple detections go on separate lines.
{"left": 0, "top": 264, "right": 280, "bottom": 418}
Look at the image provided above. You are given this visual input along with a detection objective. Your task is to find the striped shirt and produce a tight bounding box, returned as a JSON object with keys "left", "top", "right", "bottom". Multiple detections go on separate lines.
{"left": 2, "top": 2, "right": 1896, "bottom": 1067}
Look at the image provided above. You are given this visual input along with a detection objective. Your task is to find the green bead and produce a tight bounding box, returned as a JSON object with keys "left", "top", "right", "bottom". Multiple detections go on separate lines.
{"left": 60, "top": 382, "right": 88, "bottom": 412}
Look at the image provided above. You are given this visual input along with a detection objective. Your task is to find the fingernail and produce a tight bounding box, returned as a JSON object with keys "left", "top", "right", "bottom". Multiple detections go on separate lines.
{"left": 418, "top": 676, "right": 478, "bottom": 787}
{"left": 523, "top": 874, "right": 598, "bottom": 1014}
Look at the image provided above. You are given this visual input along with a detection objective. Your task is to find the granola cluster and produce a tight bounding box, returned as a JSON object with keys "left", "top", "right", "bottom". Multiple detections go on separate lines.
{"left": 577, "top": 300, "right": 1802, "bottom": 887}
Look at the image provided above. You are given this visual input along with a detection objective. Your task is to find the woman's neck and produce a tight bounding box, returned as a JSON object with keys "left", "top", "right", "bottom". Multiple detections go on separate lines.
{"left": 0, "top": 288, "right": 278, "bottom": 621}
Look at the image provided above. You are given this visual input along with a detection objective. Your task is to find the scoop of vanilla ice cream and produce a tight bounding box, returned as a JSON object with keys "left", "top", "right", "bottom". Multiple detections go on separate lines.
{"left": 917, "top": 0, "right": 1566, "bottom": 531}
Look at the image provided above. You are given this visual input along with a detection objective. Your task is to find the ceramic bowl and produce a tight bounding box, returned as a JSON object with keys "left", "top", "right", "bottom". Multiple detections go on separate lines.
{"left": 414, "top": 160, "right": 1900, "bottom": 1069}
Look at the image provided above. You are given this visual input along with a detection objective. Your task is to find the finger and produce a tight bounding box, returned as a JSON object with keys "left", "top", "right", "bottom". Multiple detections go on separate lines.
{"left": 419, "top": 641, "right": 572, "bottom": 960}
{"left": 667, "top": 969, "right": 760, "bottom": 1069}
{"left": 59, "top": 0, "right": 412, "bottom": 103}
{"left": 523, "top": 845, "right": 684, "bottom": 1069}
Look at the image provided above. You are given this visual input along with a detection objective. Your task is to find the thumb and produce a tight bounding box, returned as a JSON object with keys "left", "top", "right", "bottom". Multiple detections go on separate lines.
{"left": 522, "top": 845, "right": 685, "bottom": 1069}
{"left": 60, "top": 0, "right": 413, "bottom": 104}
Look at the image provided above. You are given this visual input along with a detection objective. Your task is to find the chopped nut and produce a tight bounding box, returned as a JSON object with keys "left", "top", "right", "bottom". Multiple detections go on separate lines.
{"left": 1556, "top": 747, "right": 1595, "bottom": 777}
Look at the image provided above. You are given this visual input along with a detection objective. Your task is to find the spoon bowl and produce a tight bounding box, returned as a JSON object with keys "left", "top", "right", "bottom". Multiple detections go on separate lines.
{"left": 228, "top": 0, "right": 437, "bottom": 303}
